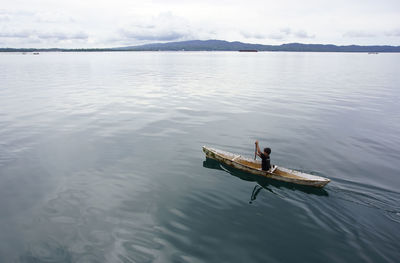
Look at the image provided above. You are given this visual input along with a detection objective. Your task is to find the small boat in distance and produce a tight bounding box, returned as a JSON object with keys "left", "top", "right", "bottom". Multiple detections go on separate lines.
{"left": 203, "top": 146, "right": 330, "bottom": 188}
{"left": 238, "top": 49, "right": 258, "bottom": 52}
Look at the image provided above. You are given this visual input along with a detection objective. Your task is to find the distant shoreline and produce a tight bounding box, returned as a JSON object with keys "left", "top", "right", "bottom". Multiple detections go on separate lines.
{"left": 1, "top": 50, "right": 399, "bottom": 53}
{"left": 1, "top": 39, "right": 400, "bottom": 53}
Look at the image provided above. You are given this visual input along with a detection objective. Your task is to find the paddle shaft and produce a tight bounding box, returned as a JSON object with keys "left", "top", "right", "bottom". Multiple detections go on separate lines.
{"left": 254, "top": 143, "right": 257, "bottom": 160}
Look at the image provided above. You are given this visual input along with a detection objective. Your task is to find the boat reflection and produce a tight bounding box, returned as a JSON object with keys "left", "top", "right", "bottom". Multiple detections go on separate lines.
{"left": 203, "top": 158, "right": 328, "bottom": 197}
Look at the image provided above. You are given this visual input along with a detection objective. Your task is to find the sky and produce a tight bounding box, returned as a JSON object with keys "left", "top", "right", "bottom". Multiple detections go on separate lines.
{"left": 1, "top": 0, "right": 400, "bottom": 48}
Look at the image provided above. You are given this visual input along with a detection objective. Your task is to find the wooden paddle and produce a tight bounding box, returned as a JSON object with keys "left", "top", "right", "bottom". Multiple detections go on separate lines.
{"left": 254, "top": 142, "right": 257, "bottom": 160}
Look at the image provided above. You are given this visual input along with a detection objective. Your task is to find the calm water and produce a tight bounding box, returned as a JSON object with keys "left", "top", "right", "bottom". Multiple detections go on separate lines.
{"left": 0, "top": 51, "right": 399, "bottom": 263}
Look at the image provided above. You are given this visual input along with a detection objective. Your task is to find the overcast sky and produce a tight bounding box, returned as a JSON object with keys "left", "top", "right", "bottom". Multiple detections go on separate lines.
{"left": 1, "top": 0, "right": 400, "bottom": 48}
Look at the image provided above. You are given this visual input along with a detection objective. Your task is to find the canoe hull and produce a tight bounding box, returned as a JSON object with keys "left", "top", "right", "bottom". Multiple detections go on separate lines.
{"left": 203, "top": 146, "right": 330, "bottom": 188}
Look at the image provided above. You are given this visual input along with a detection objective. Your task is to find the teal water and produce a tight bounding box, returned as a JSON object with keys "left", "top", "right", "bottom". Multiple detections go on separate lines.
{"left": 0, "top": 52, "right": 399, "bottom": 262}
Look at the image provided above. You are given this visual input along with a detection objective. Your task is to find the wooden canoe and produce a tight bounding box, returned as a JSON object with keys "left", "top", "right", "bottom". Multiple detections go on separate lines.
{"left": 203, "top": 146, "right": 330, "bottom": 188}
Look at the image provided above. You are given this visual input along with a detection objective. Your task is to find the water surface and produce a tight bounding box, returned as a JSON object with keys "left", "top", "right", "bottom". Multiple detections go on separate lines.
{"left": 0, "top": 51, "right": 399, "bottom": 262}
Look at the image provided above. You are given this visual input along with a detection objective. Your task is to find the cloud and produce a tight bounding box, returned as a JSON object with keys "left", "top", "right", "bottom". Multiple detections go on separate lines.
{"left": 241, "top": 31, "right": 286, "bottom": 40}
{"left": 241, "top": 28, "right": 314, "bottom": 41}
{"left": 0, "top": 9, "right": 88, "bottom": 47}
{"left": 120, "top": 31, "right": 185, "bottom": 41}
{"left": 1, "top": 1, "right": 399, "bottom": 47}
{"left": 37, "top": 31, "right": 88, "bottom": 40}
{"left": 0, "top": 14, "right": 10, "bottom": 22}
{"left": 293, "top": 30, "right": 315, "bottom": 39}
{"left": 118, "top": 12, "right": 193, "bottom": 42}
{"left": 34, "top": 12, "right": 76, "bottom": 23}
{"left": 240, "top": 32, "right": 268, "bottom": 39}
{"left": 0, "top": 9, "right": 34, "bottom": 16}
{"left": 280, "top": 28, "right": 291, "bottom": 35}
{"left": 0, "top": 30, "right": 32, "bottom": 38}
{"left": 385, "top": 29, "right": 400, "bottom": 37}
{"left": 0, "top": 29, "right": 88, "bottom": 41}
{"left": 266, "top": 33, "right": 286, "bottom": 40}
{"left": 343, "top": 31, "right": 376, "bottom": 38}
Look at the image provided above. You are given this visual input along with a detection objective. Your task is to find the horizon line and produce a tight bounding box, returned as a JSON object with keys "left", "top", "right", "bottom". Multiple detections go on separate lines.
{"left": 1, "top": 39, "right": 400, "bottom": 50}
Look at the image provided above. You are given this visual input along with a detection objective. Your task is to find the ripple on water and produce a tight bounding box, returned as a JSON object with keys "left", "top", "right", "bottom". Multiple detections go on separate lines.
{"left": 113, "top": 228, "right": 166, "bottom": 263}
{"left": 20, "top": 239, "right": 73, "bottom": 263}
{"left": 74, "top": 254, "right": 104, "bottom": 263}
{"left": 330, "top": 180, "right": 400, "bottom": 215}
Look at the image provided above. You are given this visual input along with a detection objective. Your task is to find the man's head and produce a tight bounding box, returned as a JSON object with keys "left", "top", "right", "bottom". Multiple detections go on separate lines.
{"left": 264, "top": 148, "right": 271, "bottom": 155}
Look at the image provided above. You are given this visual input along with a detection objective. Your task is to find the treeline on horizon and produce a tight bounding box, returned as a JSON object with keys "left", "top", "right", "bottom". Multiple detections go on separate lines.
{"left": 1, "top": 40, "right": 400, "bottom": 52}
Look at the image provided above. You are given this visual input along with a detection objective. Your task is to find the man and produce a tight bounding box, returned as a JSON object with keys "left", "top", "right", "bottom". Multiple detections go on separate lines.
{"left": 255, "top": 140, "right": 271, "bottom": 171}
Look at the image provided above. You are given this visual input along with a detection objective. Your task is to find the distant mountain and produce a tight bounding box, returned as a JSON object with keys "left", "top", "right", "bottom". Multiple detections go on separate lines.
{"left": 115, "top": 39, "right": 400, "bottom": 52}
{"left": 114, "top": 40, "right": 269, "bottom": 51}
{"left": 1, "top": 40, "right": 400, "bottom": 52}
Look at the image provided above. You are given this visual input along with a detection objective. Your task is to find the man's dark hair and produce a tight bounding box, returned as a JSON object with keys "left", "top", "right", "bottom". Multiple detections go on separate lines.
{"left": 264, "top": 148, "right": 271, "bottom": 155}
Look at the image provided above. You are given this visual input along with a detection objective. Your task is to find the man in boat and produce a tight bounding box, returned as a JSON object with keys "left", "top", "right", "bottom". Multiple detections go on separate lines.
{"left": 255, "top": 140, "right": 271, "bottom": 171}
